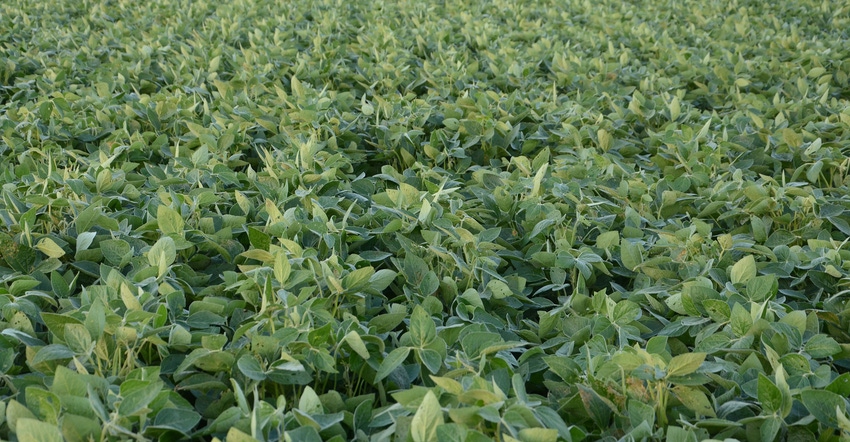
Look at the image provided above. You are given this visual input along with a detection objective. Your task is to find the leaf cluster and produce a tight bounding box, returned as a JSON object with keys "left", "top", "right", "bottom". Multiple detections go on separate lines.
{"left": 1, "top": 0, "right": 850, "bottom": 440}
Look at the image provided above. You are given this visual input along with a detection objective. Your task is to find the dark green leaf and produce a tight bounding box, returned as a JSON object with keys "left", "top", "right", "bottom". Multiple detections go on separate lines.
{"left": 758, "top": 373, "right": 782, "bottom": 414}
{"left": 375, "top": 347, "right": 411, "bottom": 382}
{"left": 800, "top": 389, "right": 845, "bottom": 428}
{"left": 236, "top": 355, "right": 266, "bottom": 381}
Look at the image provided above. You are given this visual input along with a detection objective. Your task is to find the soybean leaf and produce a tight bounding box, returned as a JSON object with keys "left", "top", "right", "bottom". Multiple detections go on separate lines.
{"left": 375, "top": 347, "right": 411, "bottom": 383}
{"left": 731, "top": 255, "right": 757, "bottom": 284}
{"left": 758, "top": 373, "right": 782, "bottom": 414}
{"left": 16, "top": 418, "right": 63, "bottom": 442}
{"left": 411, "top": 391, "right": 443, "bottom": 442}
{"left": 236, "top": 355, "right": 266, "bottom": 381}
{"left": 800, "top": 390, "right": 845, "bottom": 428}
{"left": 667, "top": 353, "right": 706, "bottom": 377}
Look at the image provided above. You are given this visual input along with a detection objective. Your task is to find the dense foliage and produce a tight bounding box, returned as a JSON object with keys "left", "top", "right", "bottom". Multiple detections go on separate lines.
{"left": 2, "top": 0, "right": 850, "bottom": 440}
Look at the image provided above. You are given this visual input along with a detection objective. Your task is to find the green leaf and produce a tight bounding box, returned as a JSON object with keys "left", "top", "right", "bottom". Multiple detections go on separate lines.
{"left": 411, "top": 390, "right": 443, "bottom": 442}
{"left": 118, "top": 381, "right": 163, "bottom": 415}
{"left": 436, "top": 424, "right": 468, "bottom": 442}
{"left": 152, "top": 408, "right": 202, "bottom": 433}
{"left": 63, "top": 324, "right": 91, "bottom": 355}
{"left": 32, "top": 345, "right": 74, "bottom": 366}
{"left": 758, "top": 373, "right": 782, "bottom": 414}
{"left": 40, "top": 313, "right": 84, "bottom": 342}
{"left": 153, "top": 408, "right": 201, "bottom": 435}
{"left": 247, "top": 227, "right": 270, "bottom": 251}
{"left": 369, "top": 269, "right": 397, "bottom": 292}
{"left": 84, "top": 299, "right": 106, "bottom": 340}
{"left": 628, "top": 400, "right": 655, "bottom": 429}
{"left": 671, "top": 385, "right": 715, "bottom": 417}
{"left": 620, "top": 239, "right": 642, "bottom": 271}
{"left": 16, "top": 418, "right": 63, "bottom": 442}
{"left": 61, "top": 414, "right": 100, "bottom": 442}
{"left": 543, "top": 355, "right": 581, "bottom": 383}
{"left": 298, "top": 386, "right": 323, "bottom": 414}
{"left": 25, "top": 387, "right": 60, "bottom": 425}
{"left": 702, "top": 299, "right": 731, "bottom": 323}
{"left": 667, "top": 352, "right": 706, "bottom": 377}
{"left": 100, "top": 239, "right": 131, "bottom": 265}
{"left": 761, "top": 416, "right": 782, "bottom": 442}
{"left": 227, "top": 427, "right": 262, "bottom": 442}
{"left": 74, "top": 232, "right": 96, "bottom": 254}
{"left": 486, "top": 279, "right": 513, "bottom": 299}
{"left": 193, "top": 350, "right": 235, "bottom": 373}
{"left": 746, "top": 274, "right": 776, "bottom": 302}
{"left": 596, "top": 230, "right": 620, "bottom": 250}
{"left": 342, "top": 266, "right": 375, "bottom": 291}
{"left": 294, "top": 410, "right": 344, "bottom": 431}
{"left": 343, "top": 330, "right": 370, "bottom": 359}
{"left": 800, "top": 389, "right": 846, "bottom": 428}
{"left": 369, "top": 312, "right": 406, "bottom": 333}
{"left": 51, "top": 366, "right": 91, "bottom": 398}
{"left": 50, "top": 271, "right": 71, "bottom": 298}
{"left": 418, "top": 348, "right": 443, "bottom": 374}
{"left": 779, "top": 310, "right": 807, "bottom": 335}
{"left": 359, "top": 251, "right": 392, "bottom": 262}
{"left": 274, "top": 251, "right": 291, "bottom": 285}
{"left": 731, "top": 303, "right": 753, "bottom": 337}
{"left": 218, "top": 132, "right": 235, "bottom": 151}
{"left": 461, "top": 332, "right": 502, "bottom": 359}
{"left": 148, "top": 236, "right": 176, "bottom": 277}
{"left": 804, "top": 334, "right": 841, "bottom": 358}
{"left": 236, "top": 355, "right": 266, "bottom": 381}
{"left": 611, "top": 300, "right": 640, "bottom": 324}
{"left": 410, "top": 305, "right": 437, "bottom": 346}
{"left": 375, "top": 347, "right": 411, "bottom": 382}
{"left": 6, "top": 400, "right": 36, "bottom": 433}
{"left": 731, "top": 255, "right": 757, "bottom": 284}
{"left": 157, "top": 205, "right": 184, "bottom": 236}
{"left": 518, "top": 428, "right": 558, "bottom": 442}
{"left": 826, "top": 373, "right": 850, "bottom": 397}
{"left": 74, "top": 204, "right": 103, "bottom": 235}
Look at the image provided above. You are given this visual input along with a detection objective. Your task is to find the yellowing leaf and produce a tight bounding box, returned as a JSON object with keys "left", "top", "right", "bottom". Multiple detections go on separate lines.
{"left": 239, "top": 249, "right": 274, "bottom": 263}
{"left": 411, "top": 391, "right": 443, "bottom": 442}
{"left": 597, "top": 129, "right": 612, "bottom": 151}
{"left": 36, "top": 238, "right": 65, "bottom": 258}
{"left": 120, "top": 283, "right": 142, "bottom": 311}
{"left": 669, "top": 96, "right": 681, "bottom": 121}
{"left": 226, "top": 427, "right": 261, "bottom": 442}
{"left": 274, "top": 252, "right": 291, "bottom": 285}
{"left": 672, "top": 385, "right": 715, "bottom": 417}
{"left": 531, "top": 163, "right": 548, "bottom": 197}
{"left": 429, "top": 376, "right": 463, "bottom": 395}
